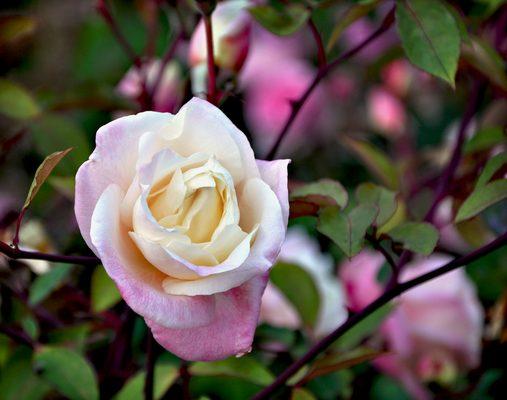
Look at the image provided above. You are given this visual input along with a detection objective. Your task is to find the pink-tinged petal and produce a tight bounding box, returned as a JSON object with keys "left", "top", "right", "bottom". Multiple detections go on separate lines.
{"left": 89, "top": 184, "right": 217, "bottom": 329}
{"left": 259, "top": 282, "right": 301, "bottom": 329}
{"left": 75, "top": 111, "right": 172, "bottom": 252}
{"left": 256, "top": 159, "right": 290, "bottom": 226}
{"left": 147, "top": 274, "right": 268, "bottom": 361}
{"left": 166, "top": 98, "right": 260, "bottom": 184}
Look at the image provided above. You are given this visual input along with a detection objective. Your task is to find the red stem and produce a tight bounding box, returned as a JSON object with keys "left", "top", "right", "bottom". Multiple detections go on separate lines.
{"left": 265, "top": 7, "right": 395, "bottom": 160}
{"left": 252, "top": 231, "right": 507, "bottom": 399}
{"left": 203, "top": 14, "right": 217, "bottom": 104}
{"left": 308, "top": 19, "right": 327, "bottom": 68}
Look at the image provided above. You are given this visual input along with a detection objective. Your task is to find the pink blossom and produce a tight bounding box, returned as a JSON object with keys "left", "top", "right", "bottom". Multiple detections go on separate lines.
{"left": 367, "top": 86, "right": 406, "bottom": 137}
{"left": 381, "top": 59, "right": 413, "bottom": 97}
{"left": 117, "top": 59, "right": 183, "bottom": 113}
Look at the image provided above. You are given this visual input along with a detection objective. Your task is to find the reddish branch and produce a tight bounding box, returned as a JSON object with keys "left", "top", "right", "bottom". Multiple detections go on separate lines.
{"left": 265, "top": 7, "right": 396, "bottom": 160}
{"left": 252, "top": 231, "right": 507, "bottom": 399}
{"left": 203, "top": 13, "right": 218, "bottom": 104}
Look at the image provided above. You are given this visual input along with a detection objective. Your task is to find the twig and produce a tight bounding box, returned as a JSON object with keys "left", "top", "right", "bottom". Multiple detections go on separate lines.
{"left": 144, "top": 331, "right": 157, "bottom": 400}
{"left": 252, "top": 231, "right": 507, "bottom": 399}
{"left": 423, "top": 80, "right": 485, "bottom": 223}
{"left": 308, "top": 19, "right": 327, "bottom": 68}
{"left": 265, "top": 7, "right": 395, "bottom": 160}
{"left": 203, "top": 13, "right": 217, "bottom": 104}
{"left": 0, "top": 324, "right": 36, "bottom": 349}
{"left": 365, "top": 233, "right": 397, "bottom": 272}
{"left": 0, "top": 240, "right": 100, "bottom": 266}
{"left": 180, "top": 361, "right": 191, "bottom": 400}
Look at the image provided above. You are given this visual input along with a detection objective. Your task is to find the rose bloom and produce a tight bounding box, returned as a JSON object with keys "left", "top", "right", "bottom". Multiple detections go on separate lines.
{"left": 117, "top": 59, "right": 183, "bottom": 113}
{"left": 75, "top": 97, "right": 289, "bottom": 361}
{"left": 367, "top": 86, "right": 406, "bottom": 137}
{"left": 189, "top": 0, "right": 251, "bottom": 72}
{"left": 259, "top": 228, "right": 348, "bottom": 338}
{"left": 340, "top": 253, "right": 483, "bottom": 399}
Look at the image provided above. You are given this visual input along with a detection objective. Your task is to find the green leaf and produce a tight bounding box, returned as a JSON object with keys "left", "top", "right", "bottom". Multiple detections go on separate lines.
{"left": 29, "top": 114, "right": 91, "bottom": 176}
{"left": 33, "top": 346, "right": 99, "bottom": 400}
{"left": 29, "top": 263, "right": 73, "bottom": 305}
{"left": 455, "top": 180, "right": 507, "bottom": 223}
{"left": 343, "top": 137, "right": 399, "bottom": 189}
{"left": 291, "top": 179, "right": 348, "bottom": 209}
{"left": 0, "top": 347, "right": 51, "bottom": 400}
{"left": 190, "top": 356, "right": 275, "bottom": 386}
{"left": 395, "top": 0, "right": 460, "bottom": 87}
{"left": 388, "top": 222, "right": 439, "bottom": 255}
{"left": 462, "top": 36, "right": 507, "bottom": 91}
{"left": 0, "top": 15, "right": 37, "bottom": 47}
{"left": 0, "top": 79, "right": 40, "bottom": 119}
{"left": 356, "top": 183, "right": 398, "bottom": 226}
{"left": 464, "top": 127, "right": 506, "bottom": 154}
{"left": 114, "top": 363, "right": 178, "bottom": 400}
{"left": 270, "top": 262, "right": 320, "bottom": 327}
{"left": 318, "top": 205, "right": 378, "bottom": 257}
{"left": 46, "top": 324, "right": 91, "bottom": 353}
{"left": 326, "top": 2, "right": 379, "bottom": 52}
{"left": 291, "top": 388, "right": 317, "bottom": 400}
{"left": 23, "top": 148, "right": 73, "bottom": 210}
{"left": 476, "top": 152, "right": 507, "bottom": 188}
{"left": 337, "top": 303, "right": 392, "bottom": 349}
{"left": 249, "top": 4, "right": 310, "bottom": 36}
{"left": 91, "top": 265, "right": 121, "bottom": 312}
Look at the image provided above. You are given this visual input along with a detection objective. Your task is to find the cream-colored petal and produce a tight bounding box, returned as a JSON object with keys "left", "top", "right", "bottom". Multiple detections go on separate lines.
{"left": 149, "top": 168, "right": 186, "bottom": 219}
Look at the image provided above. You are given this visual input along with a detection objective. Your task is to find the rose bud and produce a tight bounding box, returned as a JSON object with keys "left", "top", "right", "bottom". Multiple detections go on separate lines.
{"left": 367, "top": 86, "right": 407, "bottom": 137}
{"left": 340, "top": 253, "right": 483, "bottom": 399}
{"left": 260, "top": 228, "right": 348, "bottom": 338}
{"left": 75, "top": 97, "right": 289, "bottom": 361}
{"left": 188, "top": 0, "right": 252, "bottom": 72}
{"left": 117, "top": 59, "right": 183, "bottom": 113}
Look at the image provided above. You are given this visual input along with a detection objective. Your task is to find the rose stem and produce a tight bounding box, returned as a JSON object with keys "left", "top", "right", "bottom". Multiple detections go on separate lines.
{"left": 203, "top": 13, "right": 217, "bottom": 105}
{"left": 265, "top": 7, "right": 395, "bottom": 161}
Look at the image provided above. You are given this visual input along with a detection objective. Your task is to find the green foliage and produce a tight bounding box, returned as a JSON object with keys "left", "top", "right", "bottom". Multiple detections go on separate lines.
{"left": 190, "top": 356, "right": 275, "bottom": 386}
{"left": 0, "top": 79, "right": 40, "bottom": 119}
{"left": 114, "top": 362, "right": 178, "bottom": 400}
{"left": 33, "top": 347, "right": 99, "bottom": 400}
{"left": 396, "top": 0, "right": 460, "bottom": 87}
{"left": 464, "top": 127, "right": 506, "bottom": 154}
{"left": 456, "top": 180, "right": 507, "bottom": 223}
{"left": 291, "top": 179, "right": 349, "bottom": 209}
{"left": 249, "top": 4, "right": 310, "bottom": 36}
{"left": 29, "top": 263, "right": 73, "bottom": 305}
{"left": 356, "top": 183, "right": 398, "bottom": 226}
{"left": 318, "top": 205, "right": 378, "bottom": 257}
{"left": 270, "top": 262, "right": 320, "bottom": 327}
{"left": 371, "top": 375, "right": 411, "bottom": 400}
{"left": 292, "top": 387, "right": 317, "bottom": 400}
{"left": 388, "top": 222, "right": 439, "bottom": 255}
{"left": 0, "top": 347, "right": 51, "bottom": 400}
{"left": 91, "top": 265, "right": 122, "bottom": 312}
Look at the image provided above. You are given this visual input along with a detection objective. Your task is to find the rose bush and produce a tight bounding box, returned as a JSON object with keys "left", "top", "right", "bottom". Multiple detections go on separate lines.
{"left": 75, "top": 97, "right": 289, "bottom": 361}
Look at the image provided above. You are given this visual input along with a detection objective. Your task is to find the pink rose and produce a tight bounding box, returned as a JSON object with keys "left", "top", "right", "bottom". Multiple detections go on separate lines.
{"left": 341, "top": 252, "right": 483, "bottom": 399}
{"left": 117, "top": 59, "right": 183, "bottom": 113}
{"left": 381, "top": 59, "right": 413, "bottom": 97}
{"left": 260, "top": 228, "right": 348, "bottom": 338}
{"left": 189, "top": 0, "right": 251, "bottom": 72}
{"left": 75, "top": 97, "right": 289, "bottom": 360}
{"left": 367, "top": 86, "right": 406, "bottom": 137}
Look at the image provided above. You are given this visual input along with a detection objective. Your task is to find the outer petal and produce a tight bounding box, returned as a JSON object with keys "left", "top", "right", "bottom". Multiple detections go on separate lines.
{"left": 75, "top": 111, "right": 172, "bottom": 252}
{"left": 147, "top": 274, "right": 268, "bottom": 361}
{"left": 90, "top": 184, "right": 217, "bottom": 329}
{"left": 256, "top": 159, "right": 290, "bottom": 226}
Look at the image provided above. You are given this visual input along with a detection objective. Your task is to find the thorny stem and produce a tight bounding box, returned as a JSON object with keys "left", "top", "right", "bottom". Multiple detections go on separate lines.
{"left": 252, "top": 231, "right": 507, "bottom": 400}
{"left": 203, "top": 13, "right": 217, "bottom": 104}
{"left": 265, "top": 7, "right": 395, "bottom": 160}
{"left": 0, "top": 240, "right": 100, "bottom": 266}
{"left": 308, "top": 19, "right": 327, "bottom": 68}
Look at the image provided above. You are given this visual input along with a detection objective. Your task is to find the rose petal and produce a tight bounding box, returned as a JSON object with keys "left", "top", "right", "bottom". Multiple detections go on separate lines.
{"left": 75, "top": 111, "right": 172, "bottom": 252}
{"left": 256, "top": 159, "right": 290, "bottom": 226}
{"left": 147, "top": 273, "right": 268, "bottom": 361}
{"left": 89, "top": 184, "right": 217, "bottom": 329}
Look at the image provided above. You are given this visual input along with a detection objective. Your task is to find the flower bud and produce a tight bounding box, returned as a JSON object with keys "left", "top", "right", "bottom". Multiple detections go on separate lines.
{"left": 189, "top": 0, "right": 251, "bottom": 72}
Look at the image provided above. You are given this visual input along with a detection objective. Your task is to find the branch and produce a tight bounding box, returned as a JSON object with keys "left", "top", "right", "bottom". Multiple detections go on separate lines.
{"left": 144, "top": 331, "right": 157, "bottom": 400}
{"left": 423, "top": 80, "right": 485, "bottom": 223}
{"left": 265, "top": 7, "right": 395, "bottom": 160}
{"left": 365, "top": 233, "right": 397, "bottom": 272}
{"left": 203, "top": 13, "right": 217, "bottom": 104}
{"left": 252, "top": 231, "right": 507, "bottom": 399}
{"left": 0, "top": 324, "right": 36, "bottom": 349}
{"left": 0, "top": 240, "right": 100, "bottom": 266}
{"left": 308, "top": 19, "right": 326, "bottom": 68}
{"left": 180, "top": 361, "right": 191, "bottom": 400}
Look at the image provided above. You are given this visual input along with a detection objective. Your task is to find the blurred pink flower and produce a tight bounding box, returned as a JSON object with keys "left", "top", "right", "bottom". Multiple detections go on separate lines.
{"left": 367, "top": 86, "right": 406, "bottom": 137}
{"left": 341, "top": 252, "right": 483, "bottom": 399}
{"left": 117, "top": 59, "right": 183, "bottom": 113}
{"left": 381, "top": 59, "right": 413, "bottom": 97}
{"left": 240, "top": 30, "right": 326, "bottom": 155}
{"left": 189, "top": 0, "right": 252, "bottom": 72}
{"left": 260, "top": 228, "right": 347, "bottom": 338}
